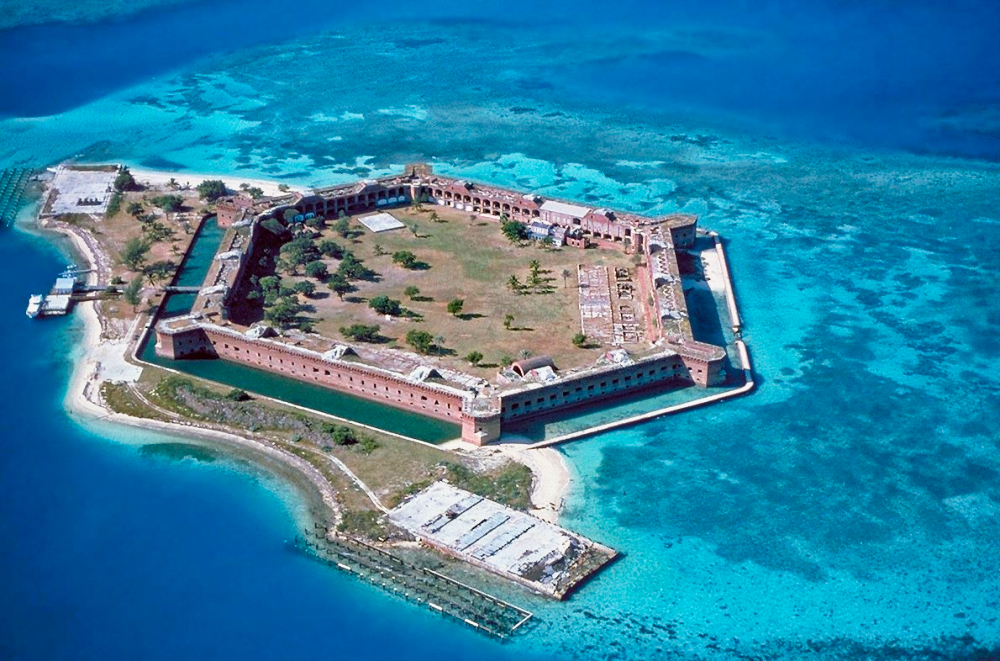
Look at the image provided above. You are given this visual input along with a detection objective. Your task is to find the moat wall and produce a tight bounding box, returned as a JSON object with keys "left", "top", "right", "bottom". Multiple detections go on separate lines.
{"left": 157, "top": 323, "right": 723, "bottom": 444}
{"left": 155, "top": 166, "right": 727, "bottom": 445}
{"left": 156, "top": 325, "right": 468, "bottom": 426}
{"left": 498, "top": 352, "right": 720, "bottom": 423}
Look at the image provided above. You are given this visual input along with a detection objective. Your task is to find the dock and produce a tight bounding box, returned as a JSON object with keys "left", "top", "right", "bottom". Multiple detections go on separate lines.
{"left": 0, "top": 168, "right": 33, "bottom": 228}
{"left": 294, "top": 529, "right": 534, "bottom": 640}
{"left": 25, "top": 267, "right": 89, "bottom": 318}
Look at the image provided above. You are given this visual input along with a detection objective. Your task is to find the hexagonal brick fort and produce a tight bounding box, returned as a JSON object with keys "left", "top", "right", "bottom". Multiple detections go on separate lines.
{"left": 155, "top": 164, "right": 727, "bottom": 445}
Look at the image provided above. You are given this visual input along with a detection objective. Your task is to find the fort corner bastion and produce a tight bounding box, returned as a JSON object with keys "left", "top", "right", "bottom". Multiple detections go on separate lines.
{"left": 154, "top": 164, "right": 728, "bottom": 445}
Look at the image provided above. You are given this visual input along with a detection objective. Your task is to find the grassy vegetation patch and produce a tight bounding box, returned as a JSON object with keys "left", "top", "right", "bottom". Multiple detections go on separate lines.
{"left": 100, "top": 381, "right": 162, "bottom": 419}
{"left": 443, "top": 461, "right": 534, "bottom": 510}
{"left": 337, "top": 510, "right": 390, "bottom": 540}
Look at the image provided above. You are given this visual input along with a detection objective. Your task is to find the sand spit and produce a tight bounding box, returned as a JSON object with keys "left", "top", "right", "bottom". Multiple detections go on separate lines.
{"left": 128, "top": 167, "right": 310, "bottom": 198}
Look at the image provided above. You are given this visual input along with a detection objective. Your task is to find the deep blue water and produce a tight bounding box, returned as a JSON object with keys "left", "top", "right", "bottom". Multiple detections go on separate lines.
{"left": 2, "top": 1, "right": 999, "bottom": 659}
{"left": 0, "top": 231, "right": 545, "bottom": 661}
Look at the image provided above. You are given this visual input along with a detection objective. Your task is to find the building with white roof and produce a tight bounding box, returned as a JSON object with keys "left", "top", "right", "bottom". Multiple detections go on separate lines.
{"left": 539, "top": 200, "right": 592, "bottom": 224}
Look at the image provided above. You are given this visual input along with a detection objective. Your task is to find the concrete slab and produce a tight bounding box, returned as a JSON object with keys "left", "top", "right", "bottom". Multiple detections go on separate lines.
{"left": 49, "top": 167, "right": 118, "bottom": 216}
{"left": 389, "top": 481, "right": 616, "bottom": 599}
{"left": 358, "top": 212, "right": 406, "bottom": 233}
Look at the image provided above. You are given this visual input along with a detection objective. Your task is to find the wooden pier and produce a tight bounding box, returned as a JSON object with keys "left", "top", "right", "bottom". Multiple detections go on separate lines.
{"left": 0, "top": 168, "right": 34, "bottom": 228}
{"left": 294, "top": 528, "right": 534, "bottom": 641}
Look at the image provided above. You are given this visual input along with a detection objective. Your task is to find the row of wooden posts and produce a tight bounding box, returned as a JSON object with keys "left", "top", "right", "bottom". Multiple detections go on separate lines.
{"left": 293, "top": 525, "right": 534, "bottom": 640}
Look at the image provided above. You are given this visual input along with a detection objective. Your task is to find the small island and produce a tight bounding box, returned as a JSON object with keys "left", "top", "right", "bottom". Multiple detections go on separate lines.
{"left": 34, "top": 161, "right": 751, "bottom": 639}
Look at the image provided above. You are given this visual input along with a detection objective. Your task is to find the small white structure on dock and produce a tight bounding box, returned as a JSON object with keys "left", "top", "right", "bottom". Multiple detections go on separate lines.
{"left": 52, "top": 277, "right": 76, "bottom": 295}
{"left": 26, "top": 273, "right": 78, "bottom": 318}
{"left": 26, "top": 294, "right": 71, "bottom": 318}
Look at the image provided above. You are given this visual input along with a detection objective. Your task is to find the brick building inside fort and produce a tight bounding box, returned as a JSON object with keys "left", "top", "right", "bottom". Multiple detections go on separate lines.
{"left": 155, "top": 165, "right": 727, "bottom": 445}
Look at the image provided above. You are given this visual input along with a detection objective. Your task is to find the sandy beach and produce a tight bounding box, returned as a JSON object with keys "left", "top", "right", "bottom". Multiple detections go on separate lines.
{"left": 496, "top": 443, "right": 571, "bottom": 523}
{"left": 45, "top": 210, "right": 572, "bottom": 528}
{"left": 442, "top": 439, "right": 571, "bottom": 523}
{"left": 128, "top": 167, "right": 311, "bottom": 198}
{"left": 64, "top": 297, "right": 341, "bottom": 523}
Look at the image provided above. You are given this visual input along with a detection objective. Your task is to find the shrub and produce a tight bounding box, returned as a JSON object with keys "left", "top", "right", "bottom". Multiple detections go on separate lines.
{"left": 225, "top": 389, "right": 250, "bottom": 402}
{"left": 106, "top": 192, "right": 123, "bottom": 217}
{"left": 369, "top": 296, "right": 402, "bottom": 316}
{"left": 358, "top": 436, "right": 380, "bottom": 454}
{"left": 446, "top": 298, "right": 464, "bottom": 316}
{"left": 150, "top": 194, "right": 184, "bottom": 212}
{"left": 293, "top": 280, "right": 316, "bottom": 297}
{"left": 114, "top": 168, "right": 137, "bottom": 192}
{"left": 405, "top": 329, "right": 434, "bottom": 354}
{"left": 196, "top": 179, "right": 228, "bottom": 202}
{"left": 304, "top": 260, "right": 328, "bottom": 280}
{"left": 404, "top": 285, "right": 420, "bottom": 299}
{"left": 572, "top": 332, "right": 587, "bottom": 347}
{"left": 391, "top": 250, "right": 418, "bottom": 268}
{"left": 340, "top": 324, "right": 381, "bottom": 342}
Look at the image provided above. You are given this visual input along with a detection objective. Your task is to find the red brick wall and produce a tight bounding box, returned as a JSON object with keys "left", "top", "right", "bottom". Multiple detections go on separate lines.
{"left": 498, "top": 355, "right": 687, "bottom": 422}
{"left": 679, "top": 354, "right": 725, "bottom": 387}
{"left": 201, "top": 329, "right": 466, "bottom": 423}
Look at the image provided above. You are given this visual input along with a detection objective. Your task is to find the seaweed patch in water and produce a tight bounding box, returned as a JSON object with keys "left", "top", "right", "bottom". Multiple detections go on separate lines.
{"left": 139, "top": 442, "right": 218, "bottom": 463}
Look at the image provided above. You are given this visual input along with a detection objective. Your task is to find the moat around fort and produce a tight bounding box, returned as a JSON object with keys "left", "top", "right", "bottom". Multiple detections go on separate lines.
{"left": 148, "top": 164, "right": 750, "bottom": 447}
{"left": 32, "top": 160, "right": 749, "bottom": 620}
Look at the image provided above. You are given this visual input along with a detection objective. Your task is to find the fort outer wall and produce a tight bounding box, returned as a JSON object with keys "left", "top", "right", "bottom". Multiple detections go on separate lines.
{"left": 496, "top": 350, "right": 723, "bottom": 424}
{"left": 154, "top": 164, "right": 727, "bottom": 445}
{"left": 155, "top": 319, "right": 722, "bottom": 445}
{"left": 155, "top": 322, "right": 473, "bottom": 427}
{"left": 268, "top": 165, "right": 698, "bottom": 251}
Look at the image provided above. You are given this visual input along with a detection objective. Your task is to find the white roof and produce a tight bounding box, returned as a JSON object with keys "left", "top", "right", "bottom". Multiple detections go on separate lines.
{"left": 43, "top": 294, "right": 72, "bottom": 312}
{"left": 53, "top": 277, "right": 76, "bottom": 291}
{"left": 540, "top": 200, "right": 592, "bottom": 218}
{"left": 359, "top": 212, "right": 406, "bottom": 233}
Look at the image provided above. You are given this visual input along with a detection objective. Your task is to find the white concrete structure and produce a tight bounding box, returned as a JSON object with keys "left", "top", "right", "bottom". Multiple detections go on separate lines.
{"left": 389, "top": 481, "right": 614, "bottom": 598}
{"left": 358, "top": 212, "right": 406, "bottom": 233}
{"left": 48, "top": 166, "right": 118, "bottom": 216}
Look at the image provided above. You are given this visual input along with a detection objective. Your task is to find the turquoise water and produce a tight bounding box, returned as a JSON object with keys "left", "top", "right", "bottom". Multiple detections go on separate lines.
{"left": 142, "top": 217, "right": 460, "bottom": 443}
{"left": 2, "top": 2, "right": 999, "bottom": 659}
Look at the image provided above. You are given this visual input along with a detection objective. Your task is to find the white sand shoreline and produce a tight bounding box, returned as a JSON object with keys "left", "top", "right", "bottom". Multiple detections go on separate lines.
{"left": 41, "top": 213, "right": 571, "bottom": 526}
{"left": 127, "top": 166, "right": 311, "bottom": 198}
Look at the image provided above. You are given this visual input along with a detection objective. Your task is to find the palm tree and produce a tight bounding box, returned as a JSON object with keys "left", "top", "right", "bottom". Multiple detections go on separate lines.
{"left": 503, "top": 314, "right": 514, "bottom": 330}
{"left": 507, "top": 275, "right": 522, "bottom": 293}
{"left": 562, "top": 268, "right": 572, "bottom": 288}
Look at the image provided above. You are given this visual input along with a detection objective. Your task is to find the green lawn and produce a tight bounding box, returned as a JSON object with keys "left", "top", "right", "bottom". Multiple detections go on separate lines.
{"left": 294, "top": 206, "right": 638, "bottom": 374}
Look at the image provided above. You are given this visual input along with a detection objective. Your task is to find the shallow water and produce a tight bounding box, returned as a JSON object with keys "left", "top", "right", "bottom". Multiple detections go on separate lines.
{"left": 1, "top": 1, "right": 999, "bottom": 659}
